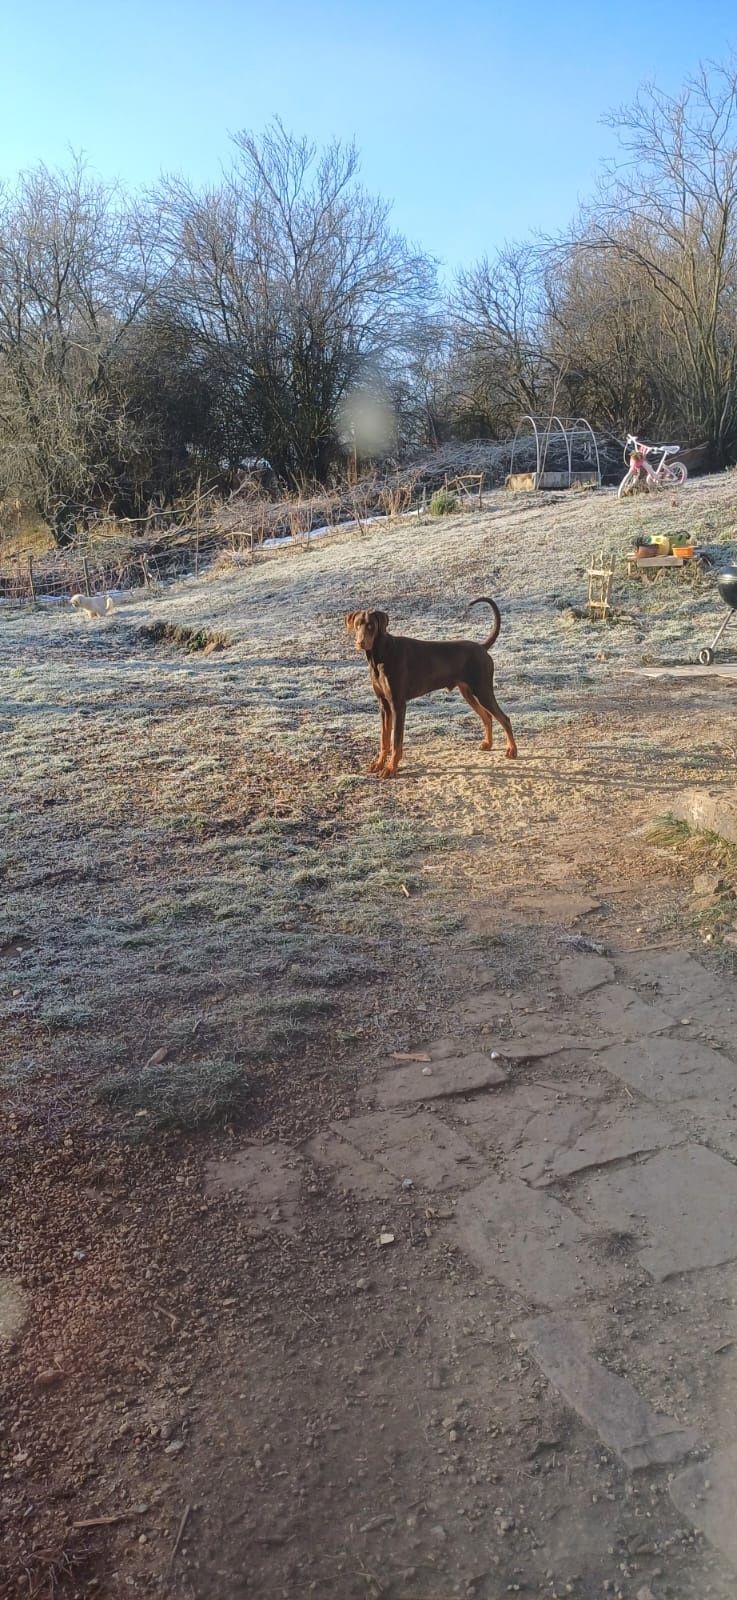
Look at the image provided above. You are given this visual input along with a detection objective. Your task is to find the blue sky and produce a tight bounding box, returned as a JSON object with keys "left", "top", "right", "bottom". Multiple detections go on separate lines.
{"left": 3, "top": 0, "right": 736, "bottom": 273}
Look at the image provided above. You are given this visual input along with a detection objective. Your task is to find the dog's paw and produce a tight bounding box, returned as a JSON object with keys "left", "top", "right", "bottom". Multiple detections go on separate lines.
{"left": 505, "top": 746, "right": 518, "bottom": 759}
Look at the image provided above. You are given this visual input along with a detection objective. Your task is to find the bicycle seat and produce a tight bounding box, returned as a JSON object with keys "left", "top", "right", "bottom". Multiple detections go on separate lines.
{"left": 656, "top": 444, "right": 680, "bottom": 455}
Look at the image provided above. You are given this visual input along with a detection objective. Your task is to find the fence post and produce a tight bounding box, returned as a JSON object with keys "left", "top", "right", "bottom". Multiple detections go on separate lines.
{"left": 82, "top": 557, "right": 92, "bottom": 597}
{"left": 478, "top": 472, "right": 484, "bottom": 510}
{"left": 27, "top": 556, "right": 36, "bottom": 604}
{"left": 194, "top": 474, "right": 201, "bottom": 577}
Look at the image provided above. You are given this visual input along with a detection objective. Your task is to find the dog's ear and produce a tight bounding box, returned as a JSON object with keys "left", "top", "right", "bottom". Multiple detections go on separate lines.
{"left": 344, "top": 611, "right": 359, "bottom": 631}
{"left": 373, "top": 611, "right": 389, "bottom": 634}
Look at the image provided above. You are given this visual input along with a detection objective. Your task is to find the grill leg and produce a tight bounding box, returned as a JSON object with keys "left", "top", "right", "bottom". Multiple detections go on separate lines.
{"left": 708, "top": 608, "right": 737, "bottom": 653}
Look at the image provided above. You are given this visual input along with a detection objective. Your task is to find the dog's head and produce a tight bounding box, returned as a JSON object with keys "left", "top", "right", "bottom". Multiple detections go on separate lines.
{"left": 344, "top": 609, "right": 389, "bottom": 652}
{"left": 70, "top": 594, "right": 84, "bottom": 610}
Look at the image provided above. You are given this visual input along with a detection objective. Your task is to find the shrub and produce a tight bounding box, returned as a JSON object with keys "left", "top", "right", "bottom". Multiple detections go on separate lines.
{"left": 429, "top": 488, "right": 458, "bottom": 517}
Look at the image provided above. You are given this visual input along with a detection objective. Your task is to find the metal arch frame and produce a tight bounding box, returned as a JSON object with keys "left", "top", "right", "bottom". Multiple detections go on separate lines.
{"left": 509, "top": 414, "right": 602, "bottom": 488}
{"left": 570, "top": 416, "right": 602, "bottom": 486}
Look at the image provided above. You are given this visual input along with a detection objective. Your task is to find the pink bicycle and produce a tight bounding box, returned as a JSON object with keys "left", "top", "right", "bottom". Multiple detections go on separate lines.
{"left": 618, "top": 434, "right": 687, "bottom": 499}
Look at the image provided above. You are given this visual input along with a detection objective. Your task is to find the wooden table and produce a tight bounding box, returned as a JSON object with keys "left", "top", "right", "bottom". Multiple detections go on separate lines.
{"left": 627, "top": 554, "right": 685, "bottom": 582}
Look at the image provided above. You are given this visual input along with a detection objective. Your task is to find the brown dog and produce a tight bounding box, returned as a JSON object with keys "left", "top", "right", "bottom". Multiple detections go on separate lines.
{"left": 345, "top": 597, "right": 517, "bottom": 777}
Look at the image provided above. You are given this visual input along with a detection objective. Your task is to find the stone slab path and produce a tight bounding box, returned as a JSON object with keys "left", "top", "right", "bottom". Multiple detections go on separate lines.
{"left": 518, "top": 1314, "right": 702, "bottom": 1470}
{"left": 671, "top": 1447, "right": 737, "bottom": 1569}
{"left": 632, "top": 664, "right": 737, "bottom": 681}
{"left": 213, "top": 944, "right": 737, "bottom": 1580}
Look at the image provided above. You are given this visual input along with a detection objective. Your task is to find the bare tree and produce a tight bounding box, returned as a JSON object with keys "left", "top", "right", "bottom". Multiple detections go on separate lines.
{"left": 0, "top": 159, "right": 163, "bottom": 542}
{"left": 158, "top": 121, "right": 435, "bottom": 485}
{"left": 115, "top": 309, "right": 220, "bottom": 503}
{"left": 544, "top": 246, "right": 661, "bottom": 432}
{"left": 451, "top": 245, "right": 556, "bottom": 434}
{"left": 571, "top": 61, "right": 737, "bottom": 460}
{"left": 385, "top": 313, "right": 458, "bottom": 452}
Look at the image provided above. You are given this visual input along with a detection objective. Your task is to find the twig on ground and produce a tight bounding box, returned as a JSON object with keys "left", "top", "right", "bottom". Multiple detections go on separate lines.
{"left": 167, "top": 1503, "right": 192, "bottom": 1576}
{"left": 72, "top": 1511, "right": 138, "bottom": 1529}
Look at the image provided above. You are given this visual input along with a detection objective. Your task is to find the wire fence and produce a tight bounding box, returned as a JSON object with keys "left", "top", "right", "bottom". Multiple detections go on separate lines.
{"left": 1, "top": 437, "right": 575, "bottom": 610}
{"left": 0, "top": 479, "right": 427, "bottom": 609}
{"left": 0, "top": 517, "right": 371, "bottom": 608}
{"left": 0, "top": 534, "right": 215, "bottom": 606}
{"left": 0, "top": 484, "right": 261, "bottom": 609}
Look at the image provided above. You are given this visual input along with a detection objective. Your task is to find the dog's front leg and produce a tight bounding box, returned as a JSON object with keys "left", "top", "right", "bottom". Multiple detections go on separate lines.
{"left": 382, "top": 702, "right": 406, "bottom": 777}
{"left": 369, "top": 697, "right": 391, "bottom": 772}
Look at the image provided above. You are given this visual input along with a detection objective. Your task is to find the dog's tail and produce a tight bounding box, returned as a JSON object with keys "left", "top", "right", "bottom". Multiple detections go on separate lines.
{"left": 468, "top": 596, "right": 502, "bottom": 651}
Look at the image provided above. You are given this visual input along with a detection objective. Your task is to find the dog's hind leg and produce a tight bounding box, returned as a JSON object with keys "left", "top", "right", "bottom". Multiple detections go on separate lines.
{"left": 482, "top": 686, "right": 517, "bottom": 758}
{"left": 459, "top": 684, "right": 495, "bottom": 750}
{"left": 463, "top": 681, "right": 517, "bottom": 758}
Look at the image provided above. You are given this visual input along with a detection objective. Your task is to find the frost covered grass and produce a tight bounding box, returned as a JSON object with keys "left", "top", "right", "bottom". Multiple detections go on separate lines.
{"left": 2, "top": 473, "right": 736, "bottom": 1128}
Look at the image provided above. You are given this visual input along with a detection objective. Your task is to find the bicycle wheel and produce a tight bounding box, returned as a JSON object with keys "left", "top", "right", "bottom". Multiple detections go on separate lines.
{"left": 668, "top": 462, "right": 687, "bottom": 486}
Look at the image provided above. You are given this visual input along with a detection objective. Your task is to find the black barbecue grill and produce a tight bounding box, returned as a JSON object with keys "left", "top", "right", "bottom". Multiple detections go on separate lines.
{"left": 698, "top": 566, "right": 737, "bottom": 665}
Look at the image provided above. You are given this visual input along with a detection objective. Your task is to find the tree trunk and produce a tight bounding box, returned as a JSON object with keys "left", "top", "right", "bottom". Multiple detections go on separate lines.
{"left": 49, "top": 501, "right": 79, "bottom": 548}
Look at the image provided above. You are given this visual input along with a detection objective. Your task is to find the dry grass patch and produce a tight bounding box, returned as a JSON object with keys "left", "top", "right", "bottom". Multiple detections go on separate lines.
{"left": 647, "top": 814, "right": 737, "bottom": 947}
{"left": 96, "top": 1055, "right": 249, "bottom": 1132}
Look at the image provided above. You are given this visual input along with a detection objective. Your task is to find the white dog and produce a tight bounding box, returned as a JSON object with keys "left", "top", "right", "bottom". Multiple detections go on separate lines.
{"left": 70, "top": 592, "right": 120, "bottom": 620}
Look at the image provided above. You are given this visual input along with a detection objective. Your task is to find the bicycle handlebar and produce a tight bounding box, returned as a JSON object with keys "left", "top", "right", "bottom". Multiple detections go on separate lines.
{"left": 624, "top": 435, "right": 680, "bottom": 456}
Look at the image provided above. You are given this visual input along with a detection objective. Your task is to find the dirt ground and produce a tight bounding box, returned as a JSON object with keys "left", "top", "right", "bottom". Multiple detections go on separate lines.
{"left": 2, "top": 480, "right": 737, "bottom": 1600}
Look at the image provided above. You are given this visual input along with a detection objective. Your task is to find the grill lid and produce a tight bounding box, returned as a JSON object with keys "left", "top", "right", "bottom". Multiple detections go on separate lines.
{"left": 716, "top": 567, "right": 737, "bottom": 609}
